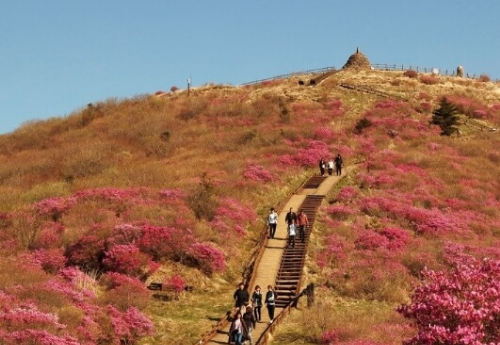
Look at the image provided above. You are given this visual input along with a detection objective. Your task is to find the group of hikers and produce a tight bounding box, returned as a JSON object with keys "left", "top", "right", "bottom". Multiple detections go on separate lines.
{"left": 228, "top": 207, "right": 310, "bottom": 344}
{"left": 227, "top": 155, "right": 343, "bottom": 344}
{"left": 267, "top": 206, "right": 309, "bottom": 249}
{"left": 230, "top": 283, "right": 277, "bottom": 345}
{"left": 319, "top": 154, "right": 343, "bottom": 176}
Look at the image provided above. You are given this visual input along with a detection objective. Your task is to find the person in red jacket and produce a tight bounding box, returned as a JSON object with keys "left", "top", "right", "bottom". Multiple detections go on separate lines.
{"left": 297, "top": 209, "right": 309, "bottom": 243}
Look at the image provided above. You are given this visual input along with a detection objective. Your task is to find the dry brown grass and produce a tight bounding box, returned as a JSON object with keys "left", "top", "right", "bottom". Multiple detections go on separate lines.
{"left": 0, "top": 66, "right": 499, "bottom": 344}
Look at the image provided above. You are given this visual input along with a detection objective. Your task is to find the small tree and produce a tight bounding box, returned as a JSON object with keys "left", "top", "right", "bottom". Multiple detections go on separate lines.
{"left": 431, "top": 97, "right": 459, "bottom": 136}
{"left": 354, "top": 118, "right": 373, "bottom": 134}
{"left": 187, "top": 173, "right": 218, "bottom": 221}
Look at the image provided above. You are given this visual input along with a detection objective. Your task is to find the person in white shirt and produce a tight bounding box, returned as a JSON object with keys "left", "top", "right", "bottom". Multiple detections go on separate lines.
{"left": 327, "top": 159, "right": 334, "bottom": 176}
{"left": 267, "top": 207, "right": 278, "bottom": 238}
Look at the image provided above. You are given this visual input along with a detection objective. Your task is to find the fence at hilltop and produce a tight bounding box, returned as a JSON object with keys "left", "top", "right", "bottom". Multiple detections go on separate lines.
{"left": 241, "top": 63, "right": 495, "bottom": 86}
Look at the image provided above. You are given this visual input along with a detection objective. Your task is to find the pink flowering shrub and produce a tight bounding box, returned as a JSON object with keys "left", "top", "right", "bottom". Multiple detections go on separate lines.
{"left": 0, "top": 329, "right": 80, "bottom": 345}
{"left": 30, "top": 249, "right": 67, "bottom": 274}
{"left": 327, "top": 98, "right": 345, "bottom": 117}
{"left": 135, "top": 223, "right": 194, "bottom": 262}
{"left": 209, "top": 197, "right": 257, "bottom": 238}
{"left": 278, "top": 140, "right": 331, "bottom": 167}
{"left": 107, "top": 305, "right": 154, "bottom": 343}
{"left": 336, "top": 187, "right": 359, "bottom": 203}
{"left": 398, "top": 257, "right": 500, "bottom": 345}
{"left": 189, "top": 242, "right": 226, "bottom": 274}
{"left": 378, "top": 227, "right": 410, "bottom": 250}
{"left": 355, "top": 231, "right": 390, "bottom": 251}
{"left": 321, "top": 329, "right": 340, "bottom": 344}
{"left": 163, "top": 274, "right": 186, "bottom": 293}
{"left": 158, "top": 188, "right": 185, "bottom": 200}
{"left": 326, "top": 205, "right": 357, "bottom": 220}
{"left": 243, "top": 164, "right": 275, "bottom": 182}
{"left": 316, "top": 234, "right": 349, "bottom": 269}
{"left": 31, "top": 222, "right": 65, "bottom": 249}
{"left": 213, "top": 197, "right": 257, "bottom": 226}
{"left": 100, "top": 272, "right": 151, "bottom": 310}
{"left": 358, "top": 195, "right": 471, "bottom": 236}
{"left": 33, "top": 197, "right": 76, "bottom": 221}
{"left": 65, "top": 234, "right": 106, "bottom": 271}
{"left": 102, "top": 244, "right": 150, "bottom": 277}
{"left": 314, "top": 127, "right": 335, "bottom": 141}
{"left": 418, "top": 101, "right": 432, "bottom": 113}
{"left": 446, "top": 95, "right": 489, "bottom": 119}
{"left": 337, "top": 341, "right": 383, "bottom": 345}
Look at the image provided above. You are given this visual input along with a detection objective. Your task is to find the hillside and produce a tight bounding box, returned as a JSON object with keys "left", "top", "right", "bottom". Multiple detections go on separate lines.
{"left": 0, "top": 60, "right": 499, "bottom": 345}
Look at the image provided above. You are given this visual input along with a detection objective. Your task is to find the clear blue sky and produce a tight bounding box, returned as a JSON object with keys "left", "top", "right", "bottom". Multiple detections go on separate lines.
{"left": 1, "top": 0, "right": 499, "bottom": 134}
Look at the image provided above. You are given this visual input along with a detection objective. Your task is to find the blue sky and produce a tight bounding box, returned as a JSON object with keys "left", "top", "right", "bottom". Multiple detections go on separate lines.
{"left": 1, "top": 0, "right": 499, "bottom": 134}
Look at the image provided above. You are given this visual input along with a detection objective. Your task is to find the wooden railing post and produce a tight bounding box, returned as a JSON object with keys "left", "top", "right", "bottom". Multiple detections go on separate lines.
{"left": 306, "top": 283, "right": 315, "bottom": 307}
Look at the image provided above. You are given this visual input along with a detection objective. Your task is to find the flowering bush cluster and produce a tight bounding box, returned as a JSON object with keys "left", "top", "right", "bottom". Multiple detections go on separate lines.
{"left": 210, "top": 197, "right": 257, "bottom": 238}
{"left": 278, "top": 139, "right": 332, "bottom": 167}
{"left": 189, "top": 242, "right": 226, "bottom": 274}
{"left": 33, "top": 197, "right": 76, "bottom": 221}
{"left": 398, "top": 257, "right": 500, "bottom": 345}
{"left": 446, "top": 95, "right": 490, "bottom": 119}
{"left": 243, "top": 164, "right": 275, "bottom": 182}
{"left": 0, "top": 262, "right": 153, "bottom": 344}
{"left": 163, "top": 274, "right": 186, "bottom": 293}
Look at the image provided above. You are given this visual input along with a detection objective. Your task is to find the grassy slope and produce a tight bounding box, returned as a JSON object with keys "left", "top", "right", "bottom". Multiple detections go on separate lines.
{"left": 0, "top": 69, "right": 499, "bottom": 344}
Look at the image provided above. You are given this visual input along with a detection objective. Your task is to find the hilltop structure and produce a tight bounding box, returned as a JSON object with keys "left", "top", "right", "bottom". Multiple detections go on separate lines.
{"left": 342, "top": 47, "right": 371, "bottom": 70}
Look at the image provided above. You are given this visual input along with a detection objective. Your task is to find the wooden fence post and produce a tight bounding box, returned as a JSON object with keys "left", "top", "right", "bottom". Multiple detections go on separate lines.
{"left": 307, "top": 283, "right": 315, "bottom": 307}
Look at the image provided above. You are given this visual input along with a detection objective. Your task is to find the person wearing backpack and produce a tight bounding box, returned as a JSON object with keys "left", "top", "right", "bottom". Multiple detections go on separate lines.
{"left": 287, "top": 221, "right": 297, "bottom": 248}
{"left": 242, "top": 306, "right": 257, "bottom": 345}
{"left": 251, "top": 285, "right": 263, "bottom": 322}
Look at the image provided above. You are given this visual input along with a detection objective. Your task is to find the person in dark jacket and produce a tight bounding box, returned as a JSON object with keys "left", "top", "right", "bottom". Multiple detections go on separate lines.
{"left": 334, "top": 154, "right": 343, "bottom": 176}
{"left": 265, "top": 285, "right": 277, "bottom": 324}
{"left": 319, "top": 158, "right": 326, "bottom": 176}
{"left": 285, "top": 207, "right": 297, "bottom": 229}
{"left": 233, "top": 283, "right": 249, "bottom": 310}
{"left": 242, "top": 306, "right": 257, "bottom": 345}
{"left": 251, "top": 285, "right": 263, "bottom": 322}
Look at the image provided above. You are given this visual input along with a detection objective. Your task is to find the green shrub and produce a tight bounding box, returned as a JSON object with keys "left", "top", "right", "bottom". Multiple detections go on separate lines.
{"left": 354, "top": 118, "right": 373, "bottom": 134}
{"left": 431, "top": 97, "right": 460, "bottom": 136}
{"left": 187, "top": 173, "right": 218, "bottom": 221}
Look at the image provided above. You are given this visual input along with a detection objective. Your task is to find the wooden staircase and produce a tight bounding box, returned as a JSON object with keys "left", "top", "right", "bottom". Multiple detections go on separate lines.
{"left": 274, "top": 193, "right": 324, "bottom": 307}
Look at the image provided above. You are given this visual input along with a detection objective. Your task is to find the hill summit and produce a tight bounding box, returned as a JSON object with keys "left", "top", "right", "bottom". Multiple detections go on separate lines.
{"left": 342, "top": 47, "right": 371, "bottom": 70}
{"left": 0, "top": 60, "right": 499, "bottom": 345}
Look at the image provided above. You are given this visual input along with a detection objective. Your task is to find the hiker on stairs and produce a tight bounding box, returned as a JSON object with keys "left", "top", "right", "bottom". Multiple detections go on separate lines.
{"left": 297, "top": 209, "right": 309, "bottom": 243}
{"left": 267, "top": 207, "right": 278, "bottom": 239}
{"left": 228, "top": 312, "right": 248, "bottom": 345}
{"left": 251, "top": 285, "right": 263, "bottom": 322}
{"left": 265, "top": 285, "right": 277, "bottom": 324}
{"left": 233, "top": 283, "right": 249, "bottom": 311}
